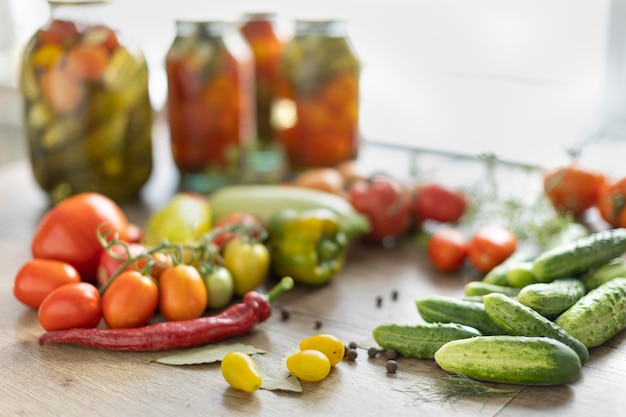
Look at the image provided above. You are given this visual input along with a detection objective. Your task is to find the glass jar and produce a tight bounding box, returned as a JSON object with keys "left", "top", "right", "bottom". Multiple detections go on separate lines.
{"left": 273, "top": 19, "right": 361, "bottom": 172}
{"left": 19, "top": 0, "right": 153, "bottom": 204}
{"left": 165, "top": 20, "right": 255, "bottom": 193}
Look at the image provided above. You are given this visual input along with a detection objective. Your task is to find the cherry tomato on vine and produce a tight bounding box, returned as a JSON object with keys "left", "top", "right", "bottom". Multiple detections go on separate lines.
{"left": 13, "top": 258, "right": 81, "bottom": 309}
{"left": 211, "top": 212, "right": 263, "bottom": 250}
{"left": 97, "top": 242, "right": 150, "bottom": 288}
{"left": 159, "top": 264, "right": 208, "bottom": 321}
{"left": 412, "top": 182, "right": 468, "bottom": 223}
{"left": 101, "top": 270, "right": 159, "bottom": 329}
{"left": 597, "top": 176, "right": 626, "bottom": 228}
{"left": 467, "top": 225, "right": 517, "bottom": 274}
{"left": 427, "top": 227, "right": 469, "bottom": 273}
{"left": 31, "top": 192, "right": 130, "bottom": 282}
{"left": 201, "top": 265, "right": 235, "bottom": 309}
{"left": 223, "top": 238, "right": 270, "bottom": 297}
{"left": 38, "top": 282, "right": 102, "bottom": 331}
{"left": 543, "top": 164, "right": 606, "bottom": 218}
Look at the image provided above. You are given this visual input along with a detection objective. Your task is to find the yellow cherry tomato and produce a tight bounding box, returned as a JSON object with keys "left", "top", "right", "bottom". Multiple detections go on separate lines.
{"left": 223, "top": 238, "right": 270, "bottom": 296}
{"left": 299, "top": 333, "right": 345, "bottom": 366}
{"left": 286, "top": 349, "right": 331, "bottom": 382}
{"left": 221, "top": 352, "right": 262, "bottom": 393}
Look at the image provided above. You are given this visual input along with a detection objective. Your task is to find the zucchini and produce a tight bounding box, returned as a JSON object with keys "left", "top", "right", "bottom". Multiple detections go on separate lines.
{"left": 517, "top": 279, "right": 586, "bottom": 319}
{"left": 434, "top": 335, "right": 581, "bottom": 386}
{"left": 372, "top": 322, "right": 481, "bottom": 359}
{"left": 555, "top": 277, "right": 626, "bottom": 349}
{"left": 531, "top": 228, "right": 626, "bottom": 282}
{"left": 415, "top": 295, "right": 505, "bottom": 335}
{"left": 208, "top": 184, "right": 370, "bottom": 238}
{"left": 582, "top": 258, "right": 626, "bottom": 291}
{"left": 464, "top": 281, "right": 520, "bottom": 298}
{"left": 483, "top": 292, "right": 589, "bottom": 365}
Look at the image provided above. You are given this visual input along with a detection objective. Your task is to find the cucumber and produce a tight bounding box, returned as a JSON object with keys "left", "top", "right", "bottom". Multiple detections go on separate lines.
{"left": 582, "top": 259, "right": 626, "bottom": 291}
{"left": 464, "top": 281, "right": 520, "bottom": 298}
{"left": 434, "top": 335, "right": 581, "bottom": 386}
{"left": 372, "top": 322, "right": 481, "bottom": 359}
{"left": 531, "top": 228, "right": 626, "bottom": 282}
{"left": 555, "top": 277, "right": 626, "bottom": 349}
{"left": 415, "top": 295, "right": 505, "bottom": 335}
{"left": 482, "top": 254, "right": 534, "bottom": 286}
{"left": 517, "top": 279, "right": 586, "bottom": 319}
{"left": 482, "top": 292, "right": 589, "bottom": 365}
{"left": 208, "top": 184, "right": 370, "bottom": 238}
{"left": 505, "top": 261, "right": 538, "bottom": 288}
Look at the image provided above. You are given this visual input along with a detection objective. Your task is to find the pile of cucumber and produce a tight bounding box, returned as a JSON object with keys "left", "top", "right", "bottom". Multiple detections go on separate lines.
{"left": 373, "top": 227, "right": 626, "bottom": 386}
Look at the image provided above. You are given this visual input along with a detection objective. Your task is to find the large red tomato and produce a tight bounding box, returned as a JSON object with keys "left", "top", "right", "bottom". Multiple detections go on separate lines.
{"left": 543, "top": 164, "right": 606, "bottom": 218}
{"left": 597, "top": 176, "right": 626, "bottom": 228}
{"left": 412, "top": 182, "right": 468, "bottom": 223}
{"left": 427, "top": 227, "right": 469, "bottom": 272}
{"left": 347, "top": 174, "right": 412, "bottom": 243}
{"left": 31, "top": 192, "right": 129, "bottom": 282}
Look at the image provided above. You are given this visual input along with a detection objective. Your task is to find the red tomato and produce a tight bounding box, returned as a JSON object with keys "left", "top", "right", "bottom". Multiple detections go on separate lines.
{"left": 543, "top": 164, "right": 606, "bottom": 218}
{"left": 97, "top": 242, "right": 149, "bottom": 288}
{"left": 347, "top": 174, "right": 412, "bottom": 243}
{"left": 101, "top": 271, "right": 159, "bottom": 329}
{"left": 13, "top": 259, "right": 81, "bottom": 309}
{"left": 412, "top": 182, "right": 468, "bottom": 223}
{"left": 31, "top": 192, "right": 129, "bottom": 283}
{"left": 211, "top": 212, "right": 264, "bottom": 250}
{"left": 38, "top": 282, "right": 102, "bottom": 331}
{"left": 597, "top": 176, "right": 626, "bottom": 228}
{"left": 38, "top": 19, "right": 79, "bottom": 45}
{"left": 126, "top": 223, "right": 143, "bottom": 243}
{"left": 159, "top": 265, "right": 208, "bottom": 321}
{"left": 427, "top": 228, "right": 469, "bottom": 273}
{"left": 467, "top": 225, "right": 517, "bottom": 273}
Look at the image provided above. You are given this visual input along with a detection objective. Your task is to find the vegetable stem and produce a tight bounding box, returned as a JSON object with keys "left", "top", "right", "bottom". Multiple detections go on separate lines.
{"left": 266, "top": 277, "right": 294, "bottom": 303}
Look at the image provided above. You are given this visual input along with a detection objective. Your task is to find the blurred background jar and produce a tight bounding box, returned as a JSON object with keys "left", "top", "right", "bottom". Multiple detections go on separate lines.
{"left": 239, "top": 12, "right": 287, "bottom": 176}
{"left": 273, "top": 19, "right": 361, "bottom": 172}
{"left": 165, "top": 20, "right": 255, "bottom": 194}
{"left": 19, "top": 0, "right": 153, "bottom": 204}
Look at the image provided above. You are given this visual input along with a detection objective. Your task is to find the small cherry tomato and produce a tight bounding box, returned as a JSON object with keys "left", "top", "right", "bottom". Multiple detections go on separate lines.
{"left": 347, "top": 174, "right": 412, "bottom": 243}
{"left": 427, "top": 227, "right": 469, "bottom": 273}
{"left": 201, "top": 266, "right": 235, "bottom": 309}
{"left": 597, "top": 176, "right": 626, "bottom": 228}
{"left": 13, "top": 259, "right": 82, "bottom": 309}
{"left": 221, "top": 351, "right": 262, "bottom": 393}
{"left": 96, "top": 242, "right": 150, "bottom": 288}
{"left": 299, "top": 334, "right": 345, "bottom": 366}
{"left": 223, "top": 238, "right": 270, "bottom": 297}
{"left": 412, "top": 182, "right": 468, "bottom": 223}
{"left": 211, "top": 212, "right": 264, "bottom": 250}
{"left": 159, "top": 265, "right": 208, "bottom": 321}
{"left": 286, "top": 349, "right": 331, "bottom": 382}
{"left": 101, "top": 271, "right": 159, "bottom": 329}
{"left": 467, "top": 225, "right": 517, "bottom": 274}
{"left": 38, "top": 282, "right": 102, "bottom": 331}
{"left": 544, "top": 164, "right": 606, "bottom": 218}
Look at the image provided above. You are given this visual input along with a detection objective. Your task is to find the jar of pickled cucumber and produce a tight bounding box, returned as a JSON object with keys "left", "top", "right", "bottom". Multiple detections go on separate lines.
{"left": 19, "top": 0, "right": 153, "bottom": 204}
{"left": 165, "top": 20, "right": 256, "bottom": 193}
{"left": 273, "top": 19, "right": 361, "bottom": 172}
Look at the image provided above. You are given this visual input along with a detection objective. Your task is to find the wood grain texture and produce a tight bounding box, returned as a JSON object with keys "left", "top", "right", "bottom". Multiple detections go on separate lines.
{"left": 2, "top": 145, "right": 626, "bottom": 416}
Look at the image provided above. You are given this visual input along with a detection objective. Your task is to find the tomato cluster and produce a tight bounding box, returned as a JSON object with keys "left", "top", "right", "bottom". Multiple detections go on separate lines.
{"left": 13, "top": 192, "right": 269, "bottom": 333}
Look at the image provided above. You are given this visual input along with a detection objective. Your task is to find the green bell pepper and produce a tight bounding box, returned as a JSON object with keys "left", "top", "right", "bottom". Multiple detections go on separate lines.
{"left": 268, "top": 208, "right": 348, "bottom": 285}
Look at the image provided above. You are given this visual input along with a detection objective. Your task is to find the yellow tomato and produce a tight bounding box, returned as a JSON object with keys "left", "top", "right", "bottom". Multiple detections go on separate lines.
{"left": 223, "top": 238, "right": 270, "bottom": 296}
{"left": 299, "top": 333, "right": 345, "bottom": 366}
{"left": 221, "top": 352, "right": 262, "bottom": 393}
{"left": 286, "top": 349, "right": 331, "bottom": 382}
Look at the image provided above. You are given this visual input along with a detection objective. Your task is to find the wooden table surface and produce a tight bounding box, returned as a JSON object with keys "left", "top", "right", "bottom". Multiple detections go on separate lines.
{"left": 2, "top": 129, "right": 626, "bottom": 417}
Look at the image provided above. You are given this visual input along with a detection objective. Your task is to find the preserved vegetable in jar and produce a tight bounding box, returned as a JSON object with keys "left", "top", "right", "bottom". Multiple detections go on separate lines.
{"left": 19, "top": 0, "right": 153, "bottom": 204}
{"left": 165, "top": 20, "right": 255, "bottom": 193}
{"left": 274, "top": 19, "right": 361, "bottom": 171}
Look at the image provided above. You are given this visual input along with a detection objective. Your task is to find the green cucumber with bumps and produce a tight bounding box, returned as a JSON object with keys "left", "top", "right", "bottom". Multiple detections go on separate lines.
{"left": 434, "top": 335, "right": 582, "bottom": 386}
{"left": 531, "top": 228, "right": 626, "bottom": 282}
{"left": 582, "top": 259, "right": 626, "bottom": 291}
{"left": 415, "top": 295, "right": 505, "bottom": 335}
{"left": 464, "top": 281, "right": 520, "bottom": 298}
{"left": 372, "top": 322, "right": 481, "bottom": 359}
{"left": 555, "top": 277, "right": 626, "bottom": 348}
{"left": 483, "top": 292, "right": 589, "bottom": 365}
{"left": 517, "top": 279, "right": 586, "bottom": 319}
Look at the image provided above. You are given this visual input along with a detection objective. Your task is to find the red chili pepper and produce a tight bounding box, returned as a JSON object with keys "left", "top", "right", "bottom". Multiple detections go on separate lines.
{"left": 38, "top": 277, "right": 293, "bottom": 351}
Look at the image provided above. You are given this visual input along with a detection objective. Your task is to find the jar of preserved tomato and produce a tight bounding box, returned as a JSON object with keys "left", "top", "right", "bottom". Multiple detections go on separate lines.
{"left": 273, "top": 19, "right": 361, "bottom": 172}
{"left": 165, "top": 20, "right": 255, "bottom": 193}
{"left": 19, "top": 0, "right": 153, "bottom": 204}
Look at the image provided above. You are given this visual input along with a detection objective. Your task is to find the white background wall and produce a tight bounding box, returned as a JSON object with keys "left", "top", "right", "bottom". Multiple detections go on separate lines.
{"left": 1, "top": 0, "right": 621, "bottom": 170}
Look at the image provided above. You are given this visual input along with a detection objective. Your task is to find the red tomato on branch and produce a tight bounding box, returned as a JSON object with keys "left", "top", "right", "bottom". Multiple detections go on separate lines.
{"left": 101, "top": 271, "right": 159, "bottom": 329}
{"left": 427, "top": 227, "right": 469, "bottom": 273}
{"left": 31, "top": 193, "right": 130, "bottom": 282}
{"left": 347, "top": 174, "right": 412, "bottom": 244}
{"left": 96, "top": 242, "right": 150, "bottom": 288}
{"left": 543, "top": 164, "right": 606, "bottom": 218}
{"left": 467, "top": 225, "right": 517, "bottom": 273}
{"left": 412, "top": 182, "right": 468, "bottom": 224}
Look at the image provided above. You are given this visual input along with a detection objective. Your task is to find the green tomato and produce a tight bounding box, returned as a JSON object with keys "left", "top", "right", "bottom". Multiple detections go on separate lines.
{"left": 223, "top": 239, "right": 270, "bottom": 297}
{"left": 202, "top": 266, "right": 234, "bottom": 309}
{"left": 144, "top": 192, "right": 212, "bottom": 246}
